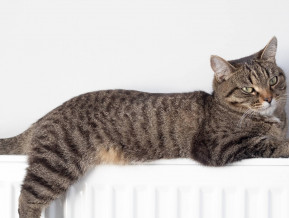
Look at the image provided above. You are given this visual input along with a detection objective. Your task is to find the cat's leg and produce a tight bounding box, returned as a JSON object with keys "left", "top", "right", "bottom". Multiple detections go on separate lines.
{"left": 18, "top": 152, "right": 89, "bottom": 218}
{"left": 18, "top": 133, "right": 94, "bottom": 218}
{"left": 213, "top": 137, "right": 289, "bottom": 166}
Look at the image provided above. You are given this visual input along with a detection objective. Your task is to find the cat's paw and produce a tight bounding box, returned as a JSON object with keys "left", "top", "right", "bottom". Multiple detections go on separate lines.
{"left": 269, "top": 117, "right": 281, "bottom": 123}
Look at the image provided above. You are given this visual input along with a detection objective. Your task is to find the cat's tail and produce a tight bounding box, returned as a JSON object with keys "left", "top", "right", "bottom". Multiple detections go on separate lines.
{"left": 0, "top": 128, "right": 33, "bottom": 155}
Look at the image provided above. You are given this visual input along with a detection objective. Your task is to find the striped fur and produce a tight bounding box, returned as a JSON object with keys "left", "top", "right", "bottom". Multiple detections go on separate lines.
{"left": 0, "top": 37, "right": 288, "bottom": 218}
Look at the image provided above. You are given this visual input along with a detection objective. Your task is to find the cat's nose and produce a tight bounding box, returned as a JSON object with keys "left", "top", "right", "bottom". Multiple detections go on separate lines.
{"left": 264, "top": 96, "right": 272, "bottom": 103}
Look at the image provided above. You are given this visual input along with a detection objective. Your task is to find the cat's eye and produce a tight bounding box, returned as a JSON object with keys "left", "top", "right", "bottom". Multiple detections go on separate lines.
{"left": 269, "top": 76, "right": 278, "bottom": 86}
{"left": 242, "top": 87, "right": 254, "bottom": 93}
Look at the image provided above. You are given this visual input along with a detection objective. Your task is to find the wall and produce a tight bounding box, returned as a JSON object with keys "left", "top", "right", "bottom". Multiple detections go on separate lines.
{"left": 0, "top": 0, "right": 289, "bottom": 138}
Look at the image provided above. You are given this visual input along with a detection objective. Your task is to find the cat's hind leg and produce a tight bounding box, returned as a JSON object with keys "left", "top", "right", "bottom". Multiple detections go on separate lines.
{"left": 18, "top": 127, "right": 94, "bottom": 218}
{"left": 18, "top": 149, "right": 89, "bottom": 218}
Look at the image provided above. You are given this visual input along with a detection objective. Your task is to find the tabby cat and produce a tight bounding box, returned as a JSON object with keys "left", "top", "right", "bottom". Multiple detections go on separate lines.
{"left": 0, "top": 37, "right": 288, "bottom": 218}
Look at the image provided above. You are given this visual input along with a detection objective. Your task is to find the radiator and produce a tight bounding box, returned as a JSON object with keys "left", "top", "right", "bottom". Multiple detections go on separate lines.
{"left": 1, "top": 156, "right": 289, "bottom": 218}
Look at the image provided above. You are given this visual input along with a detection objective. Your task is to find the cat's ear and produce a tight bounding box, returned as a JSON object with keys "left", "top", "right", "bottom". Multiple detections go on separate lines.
{"left": 259, "top": 36, "right": 277, "bottom": 62}
{"left": 210, "top": 55, "right": 236, "bottom": 83}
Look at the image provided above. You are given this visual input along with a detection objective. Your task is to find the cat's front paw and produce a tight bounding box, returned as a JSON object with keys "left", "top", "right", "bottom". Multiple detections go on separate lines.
{"left": 264, "top": 116, "right": 281, "bottom": 124}
{"left": 270, "top": 117, "right": 281, "bottom": 123}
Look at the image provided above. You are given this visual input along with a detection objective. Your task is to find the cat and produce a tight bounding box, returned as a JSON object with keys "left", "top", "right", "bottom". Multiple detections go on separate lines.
{"left": 0, "top": 37, "right": 288, "bottom": 218}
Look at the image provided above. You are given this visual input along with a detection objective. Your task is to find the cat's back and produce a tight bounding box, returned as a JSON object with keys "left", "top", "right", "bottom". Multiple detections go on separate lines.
{"left": 34, "top": 89, "right": 210, "bottom": 134}
{"left": 27, "top": 89, "right": 210, "bottom": 161}
{"left": 48, "top": 89, "right": 209, "bottom": 114}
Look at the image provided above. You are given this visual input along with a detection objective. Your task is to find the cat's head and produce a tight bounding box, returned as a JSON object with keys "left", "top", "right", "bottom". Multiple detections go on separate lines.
{"left": 211, "top": 37, "right": 286, "bottom": 116}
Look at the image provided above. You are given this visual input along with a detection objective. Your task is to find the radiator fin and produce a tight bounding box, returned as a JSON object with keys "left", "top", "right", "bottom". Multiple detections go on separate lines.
{"left": 2, "top": 162, "right": 289, "bottom": 218}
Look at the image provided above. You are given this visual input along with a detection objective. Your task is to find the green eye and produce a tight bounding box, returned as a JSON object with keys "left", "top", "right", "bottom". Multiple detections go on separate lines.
{"left": 242, "top": 87, "right": 254, "bottom": 93}
{"left": 269, "top": 76, "right": 278, "bottom": 86}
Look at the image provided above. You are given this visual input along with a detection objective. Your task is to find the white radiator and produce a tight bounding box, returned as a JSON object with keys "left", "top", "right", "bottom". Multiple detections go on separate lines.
{"left": 1, "top": 156, "right": 289, "bottom": 218}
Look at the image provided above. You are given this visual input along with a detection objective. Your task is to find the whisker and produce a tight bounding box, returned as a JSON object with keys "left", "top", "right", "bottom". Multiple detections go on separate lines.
{"left": 238, "top": 109, "right": 254, "bottom": 128}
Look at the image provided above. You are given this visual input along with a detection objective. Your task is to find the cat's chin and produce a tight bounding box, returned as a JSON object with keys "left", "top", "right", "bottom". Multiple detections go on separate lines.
{"left": 259, "top": 106, "right": 276, "bottom": 116}
{"left": 257, "top": 99, "right": 277, "bottom": 117}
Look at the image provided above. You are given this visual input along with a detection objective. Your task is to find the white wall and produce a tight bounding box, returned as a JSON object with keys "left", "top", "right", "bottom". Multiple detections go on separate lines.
{"left": 1, "top": 0, "right": 289, "bottom": 138}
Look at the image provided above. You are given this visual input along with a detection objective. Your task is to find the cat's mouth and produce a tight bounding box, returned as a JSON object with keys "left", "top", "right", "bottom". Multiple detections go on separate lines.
{"left": 256, "top": 99, "right": 277, "bottom": 116}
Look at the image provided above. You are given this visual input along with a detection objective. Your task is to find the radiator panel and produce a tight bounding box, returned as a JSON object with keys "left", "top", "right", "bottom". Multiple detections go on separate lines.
{"left": 1, "top": 156, "right": 289, "bottom": 218}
